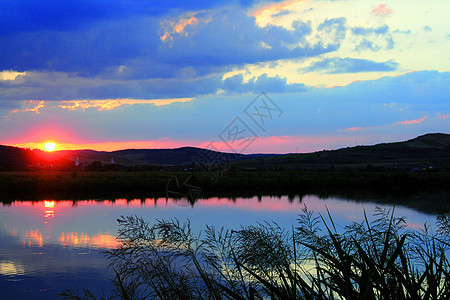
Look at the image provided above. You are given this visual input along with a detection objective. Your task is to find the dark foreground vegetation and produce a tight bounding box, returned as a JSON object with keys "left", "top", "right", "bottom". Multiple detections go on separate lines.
{"left": 61, "top": 208, "right": 450, "bottom": 299}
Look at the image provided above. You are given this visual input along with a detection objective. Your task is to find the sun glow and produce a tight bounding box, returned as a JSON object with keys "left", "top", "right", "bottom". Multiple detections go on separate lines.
{"left": 44, "top": 142, "right": 56, "bottom": 152}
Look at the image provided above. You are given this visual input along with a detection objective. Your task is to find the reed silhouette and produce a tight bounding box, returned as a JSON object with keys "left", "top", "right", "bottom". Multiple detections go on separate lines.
{"left": 61, "top": 208, "right": 449, "bottom": 299}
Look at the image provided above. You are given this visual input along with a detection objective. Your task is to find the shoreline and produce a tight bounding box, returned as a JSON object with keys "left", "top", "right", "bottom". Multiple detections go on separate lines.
{"left": 1, "top": 170, "right": 449, "bottom": 202}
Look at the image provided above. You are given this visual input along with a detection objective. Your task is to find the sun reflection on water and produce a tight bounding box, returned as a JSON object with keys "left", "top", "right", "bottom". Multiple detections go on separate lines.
{"left": 0, "top": 260, "right": 25, "bottom": 277}
{"left": 24, "top": 229, "right": 43, "bottom": 247}
{"left": 44, "top": 201, "right": 55, "bottom": 208}
{"left": 59, "top": 232, "right": 117, "bottom": 248}
{"left": 2, "top": 200, "right": 118, "bottom": 249}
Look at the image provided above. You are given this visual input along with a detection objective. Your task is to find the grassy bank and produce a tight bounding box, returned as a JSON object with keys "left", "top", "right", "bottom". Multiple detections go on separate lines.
{"left": 1, "top": 170, "right": 450, "bottom": 201}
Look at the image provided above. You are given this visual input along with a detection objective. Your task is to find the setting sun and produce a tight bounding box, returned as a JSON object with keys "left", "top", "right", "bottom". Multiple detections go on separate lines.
{"left": 44, "top": 142, "right": 56, "bottom": 152}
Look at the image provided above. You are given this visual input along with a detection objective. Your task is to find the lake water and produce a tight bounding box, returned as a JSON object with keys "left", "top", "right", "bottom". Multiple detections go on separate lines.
{"left": 0, "top": 195, "right": 445, "bottom": 299}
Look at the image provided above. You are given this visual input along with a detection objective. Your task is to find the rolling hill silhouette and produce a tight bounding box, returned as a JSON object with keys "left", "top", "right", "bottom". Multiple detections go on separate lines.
{"left": 234, "top": 133, "right": 450, "bottom": 169}
{"left": 0, "top": 133, "right": 449, "bottom": 169}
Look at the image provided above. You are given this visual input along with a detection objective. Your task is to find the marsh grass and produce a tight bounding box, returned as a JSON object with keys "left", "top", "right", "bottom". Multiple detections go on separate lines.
{"left": 61, "top": 207, "right": 449, "bottom": 299}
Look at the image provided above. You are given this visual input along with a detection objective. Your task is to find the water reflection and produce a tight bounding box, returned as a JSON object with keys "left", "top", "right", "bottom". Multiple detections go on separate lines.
{"left": 0, "top": 260, "right": 25, "bottom": 277}
{"left": 0, "top": 194, "right": 445, "bottom": 299}
{"left": 59, "top": 232, "right": 117, "bottom": 248}
{"left": 1, "top": 195, "right": 443, "bottom": 251}
{"left": 1, "top": 200, "right": 119, "bottom": 250}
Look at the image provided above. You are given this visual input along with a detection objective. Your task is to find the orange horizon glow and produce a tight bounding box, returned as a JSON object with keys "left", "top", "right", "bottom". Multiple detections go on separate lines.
{"left": 5, "top": 127, "right": 431, "bottom": 154}
{"left": 9, "top": 133, "right": 364, "bottom": 153}
{"left": 11, "top": 139, "right": 196, "bottom": 151}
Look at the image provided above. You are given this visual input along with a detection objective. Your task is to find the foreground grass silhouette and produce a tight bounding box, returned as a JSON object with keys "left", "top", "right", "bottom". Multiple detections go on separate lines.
{"left": 62, "top": 208, "right": 449, "bottom": 299}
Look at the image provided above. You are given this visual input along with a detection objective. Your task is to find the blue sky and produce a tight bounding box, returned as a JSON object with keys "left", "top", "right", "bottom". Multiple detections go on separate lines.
{"left": 0, "top": 0, "right": 449, "bottom": 153}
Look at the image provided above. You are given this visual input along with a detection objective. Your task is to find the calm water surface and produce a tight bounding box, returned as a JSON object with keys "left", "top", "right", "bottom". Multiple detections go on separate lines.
{"left": 0, "top": 195, "right": 443, "bottom": 299}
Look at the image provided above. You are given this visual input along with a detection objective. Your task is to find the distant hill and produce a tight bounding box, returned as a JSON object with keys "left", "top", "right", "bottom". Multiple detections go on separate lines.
{"left": 113, "top": 147, "right": 244, "bottom": 165}
{"left": 404, "top": 133, "right": 450, "bottom": 150}
{"left": 0, "top": 145, "right": 32, "bottom": 166}
{"left": 0, "top": 146, "right": 76, "bottom": 169}
{"left": 61, "top": 147, "right": 252, "bottom": 166}
{"left": 0, "top": 133, "right": 449, "bottom": 170}
{"left": 232, "top": 133, "right": 450, "bottom": 170}
{"left": 0, "top": 145, "right": 272, "bottom": 169}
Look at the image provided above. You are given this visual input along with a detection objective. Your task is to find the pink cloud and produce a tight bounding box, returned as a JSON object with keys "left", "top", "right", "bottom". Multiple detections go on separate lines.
{"left": 160, "top": 12, "right": 210, "bottom": 42}
{"left": 437, "top": 113, "right": 449, "bottom": 119}
{"left": 400, "top": 115, "right": 427, "bottom": 125}
{"left": 372, "top": 4, "right": 392, "bottom": 17}
{"left": 346, "top": 127, "right": 365, "bottom": 131}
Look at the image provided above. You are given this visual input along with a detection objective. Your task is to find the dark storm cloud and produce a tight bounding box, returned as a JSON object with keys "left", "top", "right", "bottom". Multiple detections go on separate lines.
{"left": 0, "top": 17, "right": 160, "bottom": 75}
{"left": 157, "top": 13, "right": 328, "bottom": 68}
{"left": 1, "top": 0, "right": 263, "bottom": 33}
{"left": 0, "top": 1, "right": 405, "bottom": 103}
{"left": 0, "top": 4, "right": 344, "bottom": 101}
{"left": 0, "top": 71, "right": 305, "bottom": 102}
{"left": 1, "top": 3, "right": 336, "bottom": 79}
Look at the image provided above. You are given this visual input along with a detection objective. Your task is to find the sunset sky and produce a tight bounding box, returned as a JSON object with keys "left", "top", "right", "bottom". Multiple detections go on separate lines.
{"left": 0, "top": 0, "right": 448, "bottom": 153}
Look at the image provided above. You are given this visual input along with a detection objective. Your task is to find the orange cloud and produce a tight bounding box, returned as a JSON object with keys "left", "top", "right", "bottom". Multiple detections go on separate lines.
{"left": 161, "top": 16, "right": 198, "bottom": 41}
{"left": 58, "top": 98, "right": 193, "bottom": 111}
{"left": 372, "top": 4, "right": 392, "bottom": 17}
{"left": 174, "top": 16, "right": 198, "bottom": 33}
{"left": 160, "top": 13, "right": 211, "bottom": 42}
{"left": 10, "top": 100, "right": 45, "bottom": 114}
{"left": 0, "top": 70, "right": 26, "bottom": 81}
{"left": 400, "top": 115, "right": 427, "bottom": 124}
{"left": 250, "top": 0, "right": 302, "bottom": 26}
